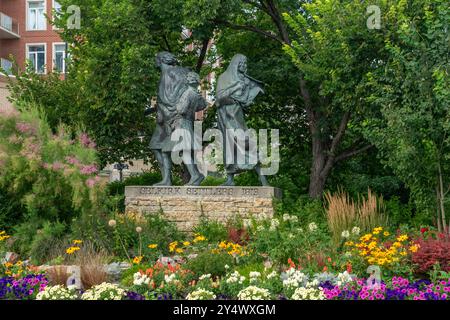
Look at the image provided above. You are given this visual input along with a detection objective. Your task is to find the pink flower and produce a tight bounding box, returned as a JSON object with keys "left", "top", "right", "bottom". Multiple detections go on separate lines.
{"left": 80, "top": 164, "right": 98, "bottom": 175}
{"left": 85, "top": 175, "right": 101, "bottom": 188}
{"left": 65, "top": 156, "right": 80, "bottom": 166}
{"left": 16, "top": 122, "right": 36, "bottom": 135}
{"left": 51, "top": 162, "right": 64, "bottom": 171}
{"left": 79, "top": 133, "right": 96, "bottom": 149}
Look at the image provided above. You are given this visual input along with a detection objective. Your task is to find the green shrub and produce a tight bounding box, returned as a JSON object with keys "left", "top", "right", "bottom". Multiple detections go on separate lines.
{"left": 0, "top": 108, "right": 108, "bottom": 255}
{"left": 29, "top": 221, "right": 68, "bottom": 265}
{"left": 192, "top": 219, "right": 228, "bottom": 243}
{"left": 186, "top": 251, "right": 234, "bottom": 278}
{"left": 0, "top": 187, "right": 25, "bottom": 232}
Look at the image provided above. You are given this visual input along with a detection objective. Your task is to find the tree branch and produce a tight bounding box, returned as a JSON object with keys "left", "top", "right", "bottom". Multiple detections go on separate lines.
{"left": 195, "top": 38, "right": 210, "bottom": 73}
{"left": 162, "top": 34, "right": 172, "bottom": 53}
{"left": 213, "top": 18, "right": 285, "bottom": 44}
{"left": 329, "top": 111, "right": 351, "bottom": 157}
{"left": 334, "top": 144, "right": 374, "bottom": 163}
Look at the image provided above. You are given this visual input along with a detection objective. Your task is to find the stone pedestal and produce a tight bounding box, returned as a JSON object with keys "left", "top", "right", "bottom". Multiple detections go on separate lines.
{"left": 125, "top": 186, "right": 282, "bottom": 232}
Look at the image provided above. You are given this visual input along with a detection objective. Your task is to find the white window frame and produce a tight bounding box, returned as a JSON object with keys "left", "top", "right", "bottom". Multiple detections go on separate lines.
{"left": 26, "top": 43, "right": 47, "bottom": 74}
{"left": 52, "top": 42, "right": 66, "bottom": 73}
{"left": 26, "top": 0, "right": 47, "bottom": 31}
{"left": 52, "top": 0, "right": 62, "bottom": 30}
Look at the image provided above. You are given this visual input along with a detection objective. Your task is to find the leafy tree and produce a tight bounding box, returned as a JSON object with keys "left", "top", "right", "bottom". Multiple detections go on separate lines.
{"left": 364, "top": 0, "right": 449, "bottom": 232}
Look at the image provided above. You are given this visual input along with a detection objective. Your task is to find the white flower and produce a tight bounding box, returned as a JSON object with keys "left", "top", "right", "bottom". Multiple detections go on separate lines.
{"left": 133, "top": 272, "right": 151, "bottom": 286}
{"left": 237, "top": 286, "right": 271, "bottom": 300}
{"left": 36, "top": 285, "right": 78, "bottom": 300}
{"left": 199, "top": 274, "right": 211, "bottom": 281}
{"left": 291, "top": 286, "right": 325, "bottom": 300}
{"left": 269, "top": 218, "right": 280, "bottom": 231}
{"left": 164, "top": 273, "right": 177, "bottom": 283}
{"left": 224, "top": 264, "right": 230, "bottom": 270}
{"left": 226, "top": 271, "right": 245, "bottom": 284}
{"left": 249, "top": 271, "right": 261, "bottom": 282}
{"left": 243, "top": 220, "right": 252, "bottom": 228}
{"left": 282, "top": 269, "right": 308, "bottom": 290}
{"left": 256, "top": 225, "right": 265, "bottom": 232}
{"left": 341, "top": 230, "right": 350, "bottom": 238}
{"left": 186, "top": 288, "right": 216, "bottom": 300}
{"left": 336, "top": 271, "right": 354, "bottom": 286}
{"left": 81, "top": 283, "right": 125, "bottom": 300}
{"left": 266, "top": 271, "right": 278, "bottom": 280}
{"left": 308, "top": 222, "right": 318, "bottom": 232}
{"left": 351, "top": 226, "right": 360, "bottom": 235}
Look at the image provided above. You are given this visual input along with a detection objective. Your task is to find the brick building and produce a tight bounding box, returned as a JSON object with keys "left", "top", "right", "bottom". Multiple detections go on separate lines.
{"left": 1, "top": 0, "right": 66, "bottom": 112}
{"left": 0, "top": 0, "right": 66, "bottom": 75}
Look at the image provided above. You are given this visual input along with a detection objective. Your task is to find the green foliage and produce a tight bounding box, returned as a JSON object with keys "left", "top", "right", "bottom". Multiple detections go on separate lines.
{"left": 29, "top": 221, "right": 67, "bottom": 265}
{"left": 0, "top": 107, "right": 108, "bottom": 258}
{"left": 364, "top": 0, "right": 450, "bottom": 230}
{"left": 106, "top": 171, "right": 164, "bottom": 212}
{"left": 70, "top": 211, "right": 181, "bottom": 261}
{"left": 247, "top": 216, "right": 332, "bottom": 269}
{"left": 5, "top": 62, "right": 81, "bottom": 133}
{"left": 192, "top": 219, "right": 228, "bottom": 244}
{"left": 186, "top": 251, "right": 234, "bottom": 278}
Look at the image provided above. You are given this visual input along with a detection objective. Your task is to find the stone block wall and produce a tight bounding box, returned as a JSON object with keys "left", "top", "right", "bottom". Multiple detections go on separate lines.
{"left": 125, "top": 186, "right": 282, "bottom": 232}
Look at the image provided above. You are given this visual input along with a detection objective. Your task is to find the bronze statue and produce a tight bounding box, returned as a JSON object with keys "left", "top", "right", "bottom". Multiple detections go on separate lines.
{"left": 149, "top": 52, "right": 206, "bottom": 186}
{"left": 215, "top": 54, "right": 269, "bottom": 186}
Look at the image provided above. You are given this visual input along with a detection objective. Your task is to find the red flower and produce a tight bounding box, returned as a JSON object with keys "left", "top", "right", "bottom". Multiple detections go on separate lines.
{"left": 346, "top": 263, "right": 352, "bottom": 273}
{"left": 287, "top": 258, "right": 295, "bottom": 268}
{"left": 420, "top": 227, "right": 429, "bottom": 234}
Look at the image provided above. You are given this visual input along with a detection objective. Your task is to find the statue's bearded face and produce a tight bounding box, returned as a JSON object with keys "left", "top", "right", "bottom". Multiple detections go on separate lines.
{"left": 238, "top": 60, "right": 247, "bottom": 73}
{"left": 155, "top": 52, "right": 177, "bottom": 69}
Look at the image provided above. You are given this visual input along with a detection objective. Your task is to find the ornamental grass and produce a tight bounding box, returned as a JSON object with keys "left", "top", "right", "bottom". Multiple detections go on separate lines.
{"left": 325, "top": 189, "right": 387, "bottom": 245}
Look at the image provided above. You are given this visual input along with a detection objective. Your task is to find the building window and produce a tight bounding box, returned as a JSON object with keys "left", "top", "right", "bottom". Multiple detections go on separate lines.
{"left": 27, "top": 1, "right": 46, "bottom": 30}
{"left": 27, "top": 44, "right": 46, "bottom": 74}
{"left": 53, "top": 43, "right": 66, "bottom": 73}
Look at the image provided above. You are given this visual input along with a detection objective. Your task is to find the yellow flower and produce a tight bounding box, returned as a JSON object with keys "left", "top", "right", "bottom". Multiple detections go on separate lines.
{"left": 392, "top": 241, "right": 402, "bottom": 248}
{"left": 193, "top": 235, "right": 206, "bottom": 243}
{"left": 344, "top": 241, "right": 354, "bottom": 247}
{"left": 5, "top": 270, "right": 11, "bottom": 275}
{"left": 397, "top": 235, "right": 408, "bottom": 242}
{"left": 183, "top": 241, "right": 191, "bottom": 246}
{"left": 368, "top": 241, "right": 377, "bottom": 250}
{"left": 400, "top": 251, "right": 407, "bottom": 256}
{"left": 4, "top": 262, "right": 13, "bottom": 268}
{"left": 211, "top": 249, "right": 220, "bottom": 254}
{"left": 175, "top": 248, "right": 184, "bottom": 254}
{"left": 148, "top": 244, "right": 158, "bottom": 249}
{"left": 133, "top": 256, "right": 143, "bottom": 264}
{"left": 169, "top": 241, "right": 178, "bottom": 252}
{"left": 66, "top": 246, "right": 80, "bottom": 255}
{"left": 219, "top": 241, "right": 228, "bottom": 249}
{"left": 360, "top": 234, "right": 372, "bottom": 242}
{"left": 72, "top": 240, "right": 82, "bottom": 245}
{"left": 383, "top": 231, "right": 390, "bottom": 236}
{"left": 15, "top": 261, "right": 23, "bottom": 266}
{"left": 409, "top": 244, "right": 419, "bottom": 253}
